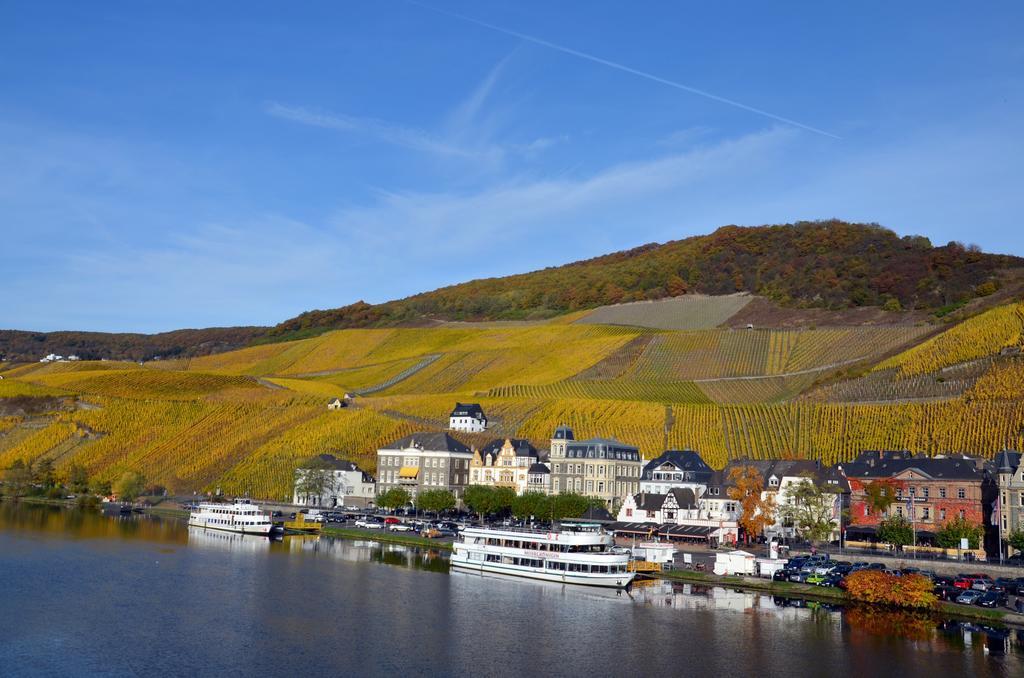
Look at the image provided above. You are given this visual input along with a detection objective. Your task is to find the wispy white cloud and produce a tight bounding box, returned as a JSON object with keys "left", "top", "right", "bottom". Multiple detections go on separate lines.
{"left": 333, "top": 127, "right": 796, "bottom": 258}
{"left": 266, "top": 51, "right": 563, "bottom": 169}
{"left": 406, "top": 0, "right": 841, "bottom": 139}
{"left": 265, "top": 101, "right": 474, "bottom": 158}
{"left": 444, "top": 50, "right": 516, "bottom": 134}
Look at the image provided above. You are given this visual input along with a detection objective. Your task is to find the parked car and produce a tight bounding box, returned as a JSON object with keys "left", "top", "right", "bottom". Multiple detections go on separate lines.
{"left": 388, "top": 522, "right": 415, "bottom": 532}
{"left": 788, "top": 571, "right": 810, "bottom": 583}
{"left": 772, "top": 570, "right": 791, "bottom": 582}
{"left": 355, "top": 518, "right": 384, "bottom": 529}
{"left": 934, "top": 584, "right": 961, "bottom": 602}
{"left": 956, "top": 590, "right": 984, "bottom": 605}
{"left": 977, "top": 591, "right": 1009, "bottom": 608}
{"left": 821, "top": 573, "right": 844, "bottom": 587}
{"left": 992, "top": 578, "right": 1017, "bottom": 594}
{"left": 383, "top": 516, "right": 401, "bottom": 525}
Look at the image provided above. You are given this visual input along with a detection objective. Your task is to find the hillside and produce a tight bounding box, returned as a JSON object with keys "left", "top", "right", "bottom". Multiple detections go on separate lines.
{"left": 2, "top": 296, "right": 1023, "bottom": 502}
{"left": 3, "top": 220, "right": 1020, "bottom": 362}
{"left": 269, "top": 220, "right": 1023, "bottom": 339}
{"left": 0, "top": 327, "right": 266, "bottom": 363}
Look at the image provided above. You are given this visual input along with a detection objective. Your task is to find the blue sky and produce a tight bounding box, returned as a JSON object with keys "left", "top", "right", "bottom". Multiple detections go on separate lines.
{"left": 2, "top": 1, "right": 1022, "bottom": 332}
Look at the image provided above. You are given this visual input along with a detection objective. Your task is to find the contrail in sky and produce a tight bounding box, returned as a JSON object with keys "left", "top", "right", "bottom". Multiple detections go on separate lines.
{"left": 406, "top": 0, "right": 841, "bottom": 140}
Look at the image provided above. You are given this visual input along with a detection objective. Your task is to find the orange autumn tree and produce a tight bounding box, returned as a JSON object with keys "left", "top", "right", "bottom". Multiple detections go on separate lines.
{"left": 844, "top": 570, "right": 937, "bottom": 610}
{"left": 727, "top": 465, "right": 775, "bottom": 544}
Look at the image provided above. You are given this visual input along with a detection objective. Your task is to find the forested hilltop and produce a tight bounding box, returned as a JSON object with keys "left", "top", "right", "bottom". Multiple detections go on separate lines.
{"left": 3, "top": 220, "right": 1020, "bottom": 360}
{"left": 0, "top": 327, "right": 266, "bottom": 363}
{"left": 269, "top": 221, "right": 1023, "bottom": 340}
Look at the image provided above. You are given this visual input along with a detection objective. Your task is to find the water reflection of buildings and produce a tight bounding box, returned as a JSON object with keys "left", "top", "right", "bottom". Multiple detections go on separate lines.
{"left": 187, "top": 526, "right": 274, "bottom": 553}
{"left": 629, "top": 580, "right": 842, "bottom": 626}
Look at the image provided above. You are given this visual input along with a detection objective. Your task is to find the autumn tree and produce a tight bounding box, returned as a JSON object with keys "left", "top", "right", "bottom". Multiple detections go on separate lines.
{"left": 113, "top": 471, "right": 146, "bottom": 502}
{"left": 935, "top": 516, "right": 983, "bottom": 550}
{"left": 548, "top": 493, "right": 593, "bottom": 522}
{"left": 877, "top": 515, "right": 913, "bottom": 549}
{"left": 666, "top": 275, "right": 688, "bottom": 297}
{"left": 863, "top": 480, "right": 899, "bottom": 517}
{"left": 511, "top": 492, "right": 549, "bottom": 521}
{"left": 415, "top": 489, "right": 456, "bottom": 515}
{"left": 3, "top": 460, "right": 33, "bottom": 498}
{"left": 33, "top": 458, "right": 56, "bottom": 489}
{"left": 779, "top": 477, "right": 839, "bottom": 545}
{"left": 727, "top": 465, "right": 775, "bottom": 544}
{"left": 844, "top": 570, "right": 937, "bottom": 610}
{"left": 294, "top": 457, "right": 336, "bottom": 506}
{"left": 377, "top": 487, "right": 411, "bottom": 512}
{"left": 492, "top": 487, "right": 516, "bottom": 514}
{"left": 463, "top": 485, "right": 497, "bottom": 522}
{"left": 67, "top": 463, "right": 90, "bottom": 494}
{"left": 1008, "top": 529, "right": 1024, "bottom": 555}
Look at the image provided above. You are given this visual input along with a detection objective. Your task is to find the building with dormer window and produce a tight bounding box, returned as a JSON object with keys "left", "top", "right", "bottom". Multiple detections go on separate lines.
{"left": 376, "top": 432, "right": 473, "bottom": 503}
{"left": 547, "top": 426, "right": 642, "bottom": 510}
{"left": 449, "top": 403, "right": 487, "bottom": 432}
{"left": 640, "top": 450, "right": 714, "bottom": 495}
{"left": 469, "top": 438, "right": 539, "bottom": 494}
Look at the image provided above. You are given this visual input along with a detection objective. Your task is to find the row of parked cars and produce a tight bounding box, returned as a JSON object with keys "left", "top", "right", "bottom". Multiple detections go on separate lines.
{"left": 934, "top": 573, "right": 1024, "bottom": 608}
{"left": 352, "top": 516, "right": 464, "bottom": 537}
{"left": 772, "top": 555, "right": 879, "bottom": 587}
{"left": 774, "top": 555, "right": 1024, "bottom": 609}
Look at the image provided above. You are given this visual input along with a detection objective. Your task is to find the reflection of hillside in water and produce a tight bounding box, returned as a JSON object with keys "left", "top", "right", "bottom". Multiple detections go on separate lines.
{"left": 186, "top": 527, "right": 274, "bottom": 553}
{"left": 0, "top": 503, "right": 186, "bottom": 545}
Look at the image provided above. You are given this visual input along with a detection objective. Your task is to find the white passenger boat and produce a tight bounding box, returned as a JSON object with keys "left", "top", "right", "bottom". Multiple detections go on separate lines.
{"left": 187, "top": 498, "right": 273, "bottom": 535}
{"left": 451, "top": 523, "right": 635, "bottom": 588}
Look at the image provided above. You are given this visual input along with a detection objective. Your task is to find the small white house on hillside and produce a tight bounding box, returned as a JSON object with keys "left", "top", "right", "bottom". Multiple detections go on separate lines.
{"left": 449, "top": 402, "right": 487, "bottom": 432}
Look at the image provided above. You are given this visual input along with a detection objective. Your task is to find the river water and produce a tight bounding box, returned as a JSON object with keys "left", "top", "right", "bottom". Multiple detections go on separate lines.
{"left": 1, "top": 504, "right": 1022, "bottom": 677}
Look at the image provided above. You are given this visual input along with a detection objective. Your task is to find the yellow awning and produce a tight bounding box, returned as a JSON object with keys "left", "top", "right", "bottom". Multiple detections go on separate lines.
{"left": 399, "top": 466, "right": 420, "bottom": 479}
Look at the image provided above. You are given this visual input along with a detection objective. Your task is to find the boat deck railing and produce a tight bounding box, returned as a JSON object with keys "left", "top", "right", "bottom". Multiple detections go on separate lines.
{"left": 462, "top": 524, "right": 608, "bottom": 537}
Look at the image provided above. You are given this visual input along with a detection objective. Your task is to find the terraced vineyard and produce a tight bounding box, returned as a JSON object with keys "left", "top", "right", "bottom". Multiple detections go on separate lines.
{"left": 624, "top": 327, "right": 928, "bottom": 380}
{"left": 22, "top": 370, "right": 266, "bottom": 401}
{"left": 2, "top": 297, "right": 1023, "bottom": 501}
{"left": 878, "top": 301, "right": 1024, "bottom": 376}
{"left": 489, "top": 380, "right": 712, "bottom": 403}
{"left": 802, "top": 361, "right": 993, "bottom": 403}
{"left": 575, "top": 294, "right": 752, "bottom": 329}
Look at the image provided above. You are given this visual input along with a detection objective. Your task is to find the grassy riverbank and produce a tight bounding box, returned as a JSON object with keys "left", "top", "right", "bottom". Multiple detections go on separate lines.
{"left": 321, "top": 526, "right": 454, "bottom": 551}
{"left": 651, "top": 569, "right": 1024, "bottom": 627}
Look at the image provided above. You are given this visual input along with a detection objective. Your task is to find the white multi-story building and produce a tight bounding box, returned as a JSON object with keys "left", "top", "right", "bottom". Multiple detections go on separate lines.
{"left": 449, "top": 403, "right": 487, "bottom": 432}
{"left": 293, "top": 455, "right": 376, "bottom": 508}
